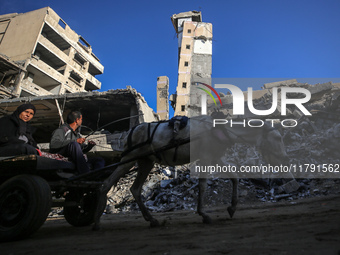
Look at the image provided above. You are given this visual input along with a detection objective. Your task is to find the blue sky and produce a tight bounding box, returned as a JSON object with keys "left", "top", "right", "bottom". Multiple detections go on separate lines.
{"left": 1, "top": 0, "right": 340, "bottom": 116}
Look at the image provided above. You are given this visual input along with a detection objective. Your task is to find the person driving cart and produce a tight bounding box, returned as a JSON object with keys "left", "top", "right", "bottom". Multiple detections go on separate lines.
{"left": 0, "top": 103, "right": 39, "bottom": 157}
{"left": 49, "top": 110, "right": 105, "bottom": 174}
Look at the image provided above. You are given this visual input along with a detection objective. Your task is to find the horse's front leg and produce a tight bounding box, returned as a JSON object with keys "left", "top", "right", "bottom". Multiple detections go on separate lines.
{"left": 227, "top": 178, "right": 238, "bottom": 218}
{"left": 197, "top": 178, "right": 212, "bottom": 224}
{"left": 130, "top": 158, "right": 159, "bottom": 227}
{"left": 93, "top": 162, "right": 135, "bottom": 230}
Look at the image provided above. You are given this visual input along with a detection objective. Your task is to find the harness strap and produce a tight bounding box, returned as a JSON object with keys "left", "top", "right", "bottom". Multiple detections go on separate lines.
{"left": 122, "top": 122, "right": 163, "bottom": 157}
{"left": 149, "top": 122, "right": 163, "bottom": 161}
{"left": 173, "top": 142, "right": 180, "bottom": 162}
{"left": 127, "top": 125, "right": 138, "bottom": 152}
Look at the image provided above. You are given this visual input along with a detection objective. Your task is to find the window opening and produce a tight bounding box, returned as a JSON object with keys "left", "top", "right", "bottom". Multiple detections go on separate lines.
{"left": 0, "top": 20, "right": 10, "bottom": 44}
{"left": 58, "top": 19, "right": 66, "bottom": 29}
{"left": 74, "top": 53, "right": 86, "bottom": 66}
{"left": 78, "top": 36, "right": 91, "bottom": 52}
{"left": 69, "top": 71, "right": 82, "bottom": 84}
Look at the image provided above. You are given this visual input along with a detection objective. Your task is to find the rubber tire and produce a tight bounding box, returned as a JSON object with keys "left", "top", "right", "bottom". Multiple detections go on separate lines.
{"left": 0, "top": 175, "right": 52, "bottom": 242}
{"left": 64, "top": 190, "right": 104, "bottom": 227}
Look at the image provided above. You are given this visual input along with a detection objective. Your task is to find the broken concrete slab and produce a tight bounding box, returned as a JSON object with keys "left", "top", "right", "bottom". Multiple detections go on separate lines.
{"left": 307, "top": 82, "right": 333, "bottom": 97}
{"left": 278, "top": 179, "right": 300, "bottom": 194}
{"left": 263, "top": 79, "right": 298, "bottom": 89}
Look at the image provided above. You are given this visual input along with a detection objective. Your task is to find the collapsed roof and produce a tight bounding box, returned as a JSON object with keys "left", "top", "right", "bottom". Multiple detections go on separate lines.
{"left": 0, "top": 87, "right": 158, "bottom": 144}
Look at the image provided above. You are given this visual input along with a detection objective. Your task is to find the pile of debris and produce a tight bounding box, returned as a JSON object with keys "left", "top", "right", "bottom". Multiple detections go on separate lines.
{"left": 105, "top": 80, "right": 340, "bottom": 214}
{"left": 105, "top": 147, "right": 340, "bottom": 215}
{"left": 49, "top": 80, "right": 340, "bottom": 217}
{"left": 105, "top": 156, "right": 340, "bottom": 215}
{"left": 106, "top": 165, "right": 200, "bottom": 213}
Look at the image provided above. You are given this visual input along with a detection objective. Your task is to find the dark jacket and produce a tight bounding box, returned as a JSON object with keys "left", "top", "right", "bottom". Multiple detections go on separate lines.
{"left": 50, "top": 123, "right": 80, "bottom": 153}
{"left": 50, "top": 123, "right": 91, "bottom": 154}
{"left": 0, "top": 113, "right": 37, "bottom": 148}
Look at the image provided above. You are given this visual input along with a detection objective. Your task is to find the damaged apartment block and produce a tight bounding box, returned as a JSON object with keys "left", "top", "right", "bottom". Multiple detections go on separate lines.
{"left": 170, "top": 11, "right": 212, "bottom": 117}
{"left": 0, "top": 7, "right": 103, "bottom": 98}
{"left": 0, "top": 7, "right": 160, "bottom": 163}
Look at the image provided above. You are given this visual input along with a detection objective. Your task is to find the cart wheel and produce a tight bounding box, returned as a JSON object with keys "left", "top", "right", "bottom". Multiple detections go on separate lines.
{"left": 64, "top": 190, "right": 105, "bottom": 227}
{"left": 0, "top": 175, "right": 52, "bottom": 242}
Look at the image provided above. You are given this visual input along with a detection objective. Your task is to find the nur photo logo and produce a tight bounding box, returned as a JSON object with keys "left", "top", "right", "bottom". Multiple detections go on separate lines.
{"left": 193, "top": 78, "right": 313, "bottom": 128}
{"left": 194, "top": 82, "right": 223, "bottom": 115}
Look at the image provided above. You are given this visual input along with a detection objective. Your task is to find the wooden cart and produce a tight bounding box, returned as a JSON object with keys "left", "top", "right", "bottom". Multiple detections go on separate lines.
{"left": 0, "top": 155, "right": 112, "bottom": 242}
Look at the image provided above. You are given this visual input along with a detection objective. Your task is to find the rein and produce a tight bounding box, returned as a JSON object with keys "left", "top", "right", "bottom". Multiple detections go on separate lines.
{"left": 84, "top": 114, "right": 144, "bottom": 139}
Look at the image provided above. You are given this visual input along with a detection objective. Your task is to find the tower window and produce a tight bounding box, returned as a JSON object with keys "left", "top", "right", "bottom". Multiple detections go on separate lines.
{"left": 186, "top": 44, "right": 190, "bottom": 49}
{"left": 182, "top": 82, "right": 187, "bottom": 88}
{"left": 184, "top": 61, "right": 189, "bottom": 67}
{"left": 181, "top": 105, "right": 185, "bottom": 111}
{"left": 187, "top": 29, "right": 192, "bottom": 34}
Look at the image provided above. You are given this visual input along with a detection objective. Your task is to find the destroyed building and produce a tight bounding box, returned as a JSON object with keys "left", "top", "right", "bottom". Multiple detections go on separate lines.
{"left": 206, "top": 79, "right": 340, "bottom": 122}
{"left": 1, "top": 7, "right": 339, "bottom": 216}
{"left": 0, "top": 7, "right": 161, "bottom": 162}
{"left": 170, "top": 11, "right": 213, "bottom": 117}
{"left": 0, "top": 7, "right": 103, "bottom": 98}
{"left": 104, "top": 79, "right": 340, "bottom": 214}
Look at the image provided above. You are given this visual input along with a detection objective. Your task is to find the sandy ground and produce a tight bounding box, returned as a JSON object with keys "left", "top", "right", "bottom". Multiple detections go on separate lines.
{"left": 1, "top": 194, "right": 340, "bottom": 255}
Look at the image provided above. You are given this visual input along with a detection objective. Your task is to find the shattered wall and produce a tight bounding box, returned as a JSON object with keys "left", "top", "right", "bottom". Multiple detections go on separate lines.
{"left": 156, "top": 76, "right": 169, "bottom": 120}
{"left": 0, "top": 54, "right": 24, "bottom": 99}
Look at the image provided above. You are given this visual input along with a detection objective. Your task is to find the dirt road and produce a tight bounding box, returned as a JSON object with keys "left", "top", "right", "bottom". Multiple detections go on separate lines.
{"left": 2, "top": 194, "right": 340, "bottom": 255}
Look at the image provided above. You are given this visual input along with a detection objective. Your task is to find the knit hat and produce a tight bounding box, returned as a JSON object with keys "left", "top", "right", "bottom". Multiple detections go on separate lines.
{"left": 15, "top": 103, "right": 36, "bottom": 115}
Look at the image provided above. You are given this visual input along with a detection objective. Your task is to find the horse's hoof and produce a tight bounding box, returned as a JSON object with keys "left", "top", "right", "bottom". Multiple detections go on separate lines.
{"left": 202, "top": 215, "right": 212, "bottom": 224}
{"left": 92, "top": 224, "right": 100, "bottom": 231}
{"left": 150, "top": 219, "right": 160, "bottom": 228}
{"left": 227, "top": 206, "right": 235, "bottom": 218}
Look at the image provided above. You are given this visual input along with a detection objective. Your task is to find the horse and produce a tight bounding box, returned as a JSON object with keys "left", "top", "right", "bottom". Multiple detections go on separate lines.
{"left": 93, "top": 115, "right": 288, "bottom": 230}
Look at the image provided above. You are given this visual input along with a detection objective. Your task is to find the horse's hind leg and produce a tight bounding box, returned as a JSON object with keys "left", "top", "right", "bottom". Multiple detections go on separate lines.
{"left": 227, "top": 178, "right": 238, "bottom": 218}
{"left": 197, "top": 178, "right": 212, "bottom": 224}
{"left": 130, "top": 158, "right": 159, "bottom": 227}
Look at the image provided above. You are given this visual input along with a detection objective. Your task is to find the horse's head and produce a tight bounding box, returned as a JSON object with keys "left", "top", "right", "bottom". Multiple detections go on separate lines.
{"left": 258, "top": 125, "right": 289, "bottom": 165}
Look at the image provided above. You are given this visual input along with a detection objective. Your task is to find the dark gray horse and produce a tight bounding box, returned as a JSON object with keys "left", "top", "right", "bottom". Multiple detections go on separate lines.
{"left": 93, "top": 115, "right": 288, "bottom": 230}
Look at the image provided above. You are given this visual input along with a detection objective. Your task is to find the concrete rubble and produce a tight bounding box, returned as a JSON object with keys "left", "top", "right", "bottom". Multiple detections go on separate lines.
{"left": 103, "top": 80, "right": 340, "bottom": 214}
{"left": 49, "top": 80, "right": 340, "bottom": 218}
